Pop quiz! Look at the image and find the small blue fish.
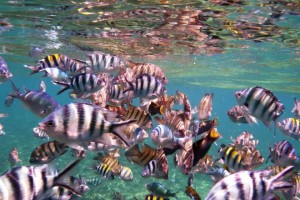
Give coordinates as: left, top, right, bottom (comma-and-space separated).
29, 46, 46, 58
7, 80, 60, 118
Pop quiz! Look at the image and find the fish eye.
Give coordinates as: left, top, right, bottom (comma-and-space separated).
46, 120, 55, 127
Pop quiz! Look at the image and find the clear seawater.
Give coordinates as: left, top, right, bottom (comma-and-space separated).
0, 0, 299, 199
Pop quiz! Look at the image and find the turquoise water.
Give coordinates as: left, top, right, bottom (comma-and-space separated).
0, 0, 299, 199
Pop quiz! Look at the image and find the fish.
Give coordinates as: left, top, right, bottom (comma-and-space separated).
7, 80, 60, 118
193, 128, 221, 167
144, 194, 170, 200
192, 155, 215, 174
29, 140, 69, 164
292, 97, 300, 118
198, 93, 214, 121
24, 54, 86, 75
217, 144, 251, 172
127, 61, 167, 84
50, 175, 89, 200
29, 46, 46, 57
185, 173, 201, 200
85, 51, 126, 73
122, 104, 153, 129
145, 182, 178, 199
107, 82, 131, 102
151, 124, 190, 149
0, 56, 12, 83
205, 166, 295, 200
125, 143, 159, 166
37, 102, 134, 149
267, 140, 300, 169
93, 152, 122, 175
85, 177, 102, 186
124, 74, 165, 99
193, 118, 219, 137
0, 124, 5, 136
234, 86, 284, 129
54, 73, 106, 97
174, 138, 194, 174
277, 117, 300, 140
92, 162, 114, 180
119, 166, 133, 181
206, 166, 231, 184
0, 158, 83, 200
8, 147, 21, 167
230, 131, 259, 150
4, 95, 14, 107
40, 67, 68, 82
32, 127, 49, 139
141, 152, 168, 180
227, 105, 258, 124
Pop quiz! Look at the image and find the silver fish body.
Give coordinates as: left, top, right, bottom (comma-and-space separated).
29, 46, 46, 57
85, 51, 125, 73
125, 74, 165, 99
205, 166, 295, 200
206, 167, 230, 183
37, 103, 133, 148
234, 86, 284, 128
8, 147, 21, 167
292, 97, 300, 118
41, 67, 68, 82
151, 124, 189, 149
0, 158, 82, 200
278, 118, 300, 140
268, 140, 299, 168
119, 166, 133, 181
0, 56, 12, 83
55, 73, 106, 97
8, 80, 60, 118
141, 160, 167, 180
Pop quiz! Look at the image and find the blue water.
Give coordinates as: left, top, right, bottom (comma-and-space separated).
0, 0, 300, 199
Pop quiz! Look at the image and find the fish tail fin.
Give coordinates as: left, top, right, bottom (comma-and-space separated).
269, 165, 295, 191
24, 65, 40, 75
110, 119, 136, 147
54, 158, 83, 197
8, 79, 20, 98
53, 81, 70, 95
123, 76, 134, 94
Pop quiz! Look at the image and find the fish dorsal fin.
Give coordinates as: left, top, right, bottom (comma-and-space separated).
40, 80, 46, 92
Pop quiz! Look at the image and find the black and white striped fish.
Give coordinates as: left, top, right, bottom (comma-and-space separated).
234, 86, 284, 129
277, 117, 300, 140
7, 80, 60, 118
205, 165, 295, 200
267, 140, 300, 169
85, 177, 102, 186
29, 140, 69, 164
54, 73, 106, 97
37, 103, 134, 149
85, 51, 126, 73
292, 97, 300, 118
50, 175, 89, 200
119, 166, 133, 181
124, 74, 165, 99
92, 162, 114, 179
0, 158, 83, 200
24, 54, 86, 75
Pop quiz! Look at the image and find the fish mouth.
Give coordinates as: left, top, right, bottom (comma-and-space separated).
37, 122, 46, 131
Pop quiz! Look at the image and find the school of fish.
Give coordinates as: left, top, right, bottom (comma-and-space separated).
1, 49, 300, 200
